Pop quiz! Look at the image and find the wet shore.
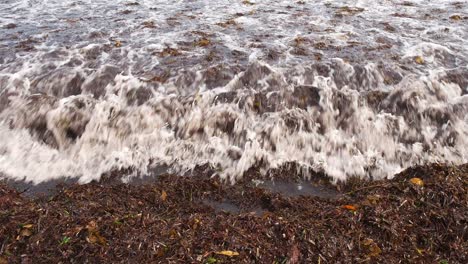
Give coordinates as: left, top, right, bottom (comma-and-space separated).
1, 163, 467, 263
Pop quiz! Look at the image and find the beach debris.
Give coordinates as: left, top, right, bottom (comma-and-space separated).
195, 38, 211, 47
86, 221, 107, 246
0, 164, 466, 262
217, 19, 237, 28
158, 47, 181, 57
414, 56, 424, 65
17, 224, 34, 239
60, 236, 71, 245
336, 6, 365, 16
363, 238, 381, 257
409, 177, 424, 186
205, 257, 217, 263
142, 21, 156, 28
215, 250, 239, 257
242, 1, 255, 6
342, 204, 358, 211
160, 190, 168, 201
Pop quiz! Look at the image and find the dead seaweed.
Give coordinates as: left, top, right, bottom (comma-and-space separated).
0, 163, 467, 263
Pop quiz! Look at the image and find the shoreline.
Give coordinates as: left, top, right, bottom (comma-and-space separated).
1, 163, 467, 263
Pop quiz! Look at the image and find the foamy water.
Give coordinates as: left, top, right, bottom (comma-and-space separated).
0, 0, 467, 184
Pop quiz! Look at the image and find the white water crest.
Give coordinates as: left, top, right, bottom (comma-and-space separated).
0, 0, 467, 184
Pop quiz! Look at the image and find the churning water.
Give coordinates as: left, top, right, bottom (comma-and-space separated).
0, 0, 467, 184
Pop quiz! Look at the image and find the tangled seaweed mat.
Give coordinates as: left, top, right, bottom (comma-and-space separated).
1, 164, 467, 263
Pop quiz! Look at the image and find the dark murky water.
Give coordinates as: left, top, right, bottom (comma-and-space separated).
258, 180, 339, 199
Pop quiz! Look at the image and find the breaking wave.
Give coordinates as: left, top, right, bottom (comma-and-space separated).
0, 0, 467, 184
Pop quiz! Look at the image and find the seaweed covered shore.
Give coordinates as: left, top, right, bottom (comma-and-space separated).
1, 163, 467, 263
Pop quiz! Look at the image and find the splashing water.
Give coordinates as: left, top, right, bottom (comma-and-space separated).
0, 0, 467, 184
